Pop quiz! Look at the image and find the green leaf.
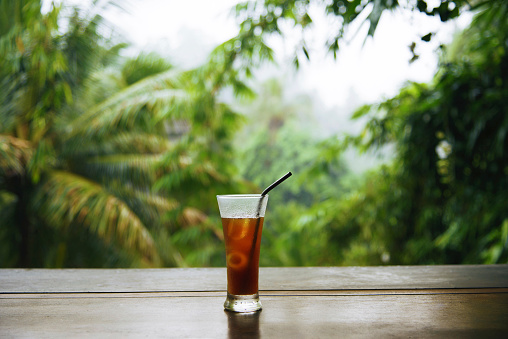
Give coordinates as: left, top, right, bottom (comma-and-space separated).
302, 45, 310, 60
65, 70, 191, 139
0, 134, 33, 179
32, 171, 159, 263
77, 154, 163, 187
351, 104, 372, 119
421, 32, 433, 42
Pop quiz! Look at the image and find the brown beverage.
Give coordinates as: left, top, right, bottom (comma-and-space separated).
222, 217, 264, 295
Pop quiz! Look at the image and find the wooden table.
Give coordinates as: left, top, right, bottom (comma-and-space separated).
1, 265, 507, 338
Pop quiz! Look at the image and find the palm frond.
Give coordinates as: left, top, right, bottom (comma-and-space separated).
155, 146, 228, 193
71, 154, 164, 187
62, 132, 173, 158
106, 182, 179, 229
31, 170, 158, 263
0, 134, 33, 178
65, 70, 191, 138
0, 72, 24, 132
122, 51, 173, 86
179, 207, 208, 227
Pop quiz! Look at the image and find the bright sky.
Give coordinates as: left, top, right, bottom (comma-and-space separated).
100, 0, 471, 108
47, 0, 472, 111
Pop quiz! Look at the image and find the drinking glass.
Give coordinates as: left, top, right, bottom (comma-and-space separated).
217, 194, 268, 313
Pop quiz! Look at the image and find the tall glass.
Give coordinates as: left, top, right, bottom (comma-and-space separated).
217, 194, 268, 313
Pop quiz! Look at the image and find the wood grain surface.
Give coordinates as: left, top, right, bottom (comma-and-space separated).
1, 266, 507, 338
1, 265, 507, 293
1, 292, 507, 338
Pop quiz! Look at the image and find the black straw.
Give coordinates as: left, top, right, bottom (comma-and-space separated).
261, 172, 292, 196
247, 172, 293, 276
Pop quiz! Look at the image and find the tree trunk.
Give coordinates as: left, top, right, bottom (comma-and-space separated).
12, 176, 33, 267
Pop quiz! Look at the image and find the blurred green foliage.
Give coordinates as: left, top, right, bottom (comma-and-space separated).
338, 0, 508, 264
1, 0, 506, 267
224, 0, 491, 67
233, 78, 349, 266
0, 0, 247, 267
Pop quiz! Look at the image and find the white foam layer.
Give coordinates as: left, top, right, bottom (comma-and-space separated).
217, 195, 268, 218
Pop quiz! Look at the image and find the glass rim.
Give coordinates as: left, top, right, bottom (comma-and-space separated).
216, 194, 268, 199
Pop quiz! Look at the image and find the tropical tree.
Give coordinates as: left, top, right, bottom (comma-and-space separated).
208, 0, 493, 77
0, 0, 247, 268
286, 0, 508, 265
221, 0, 508, 265
0, 0, 159, 267
343, 2, 508, 264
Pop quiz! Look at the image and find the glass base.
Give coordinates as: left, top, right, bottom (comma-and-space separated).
224, 292, 262, 313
